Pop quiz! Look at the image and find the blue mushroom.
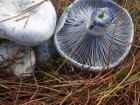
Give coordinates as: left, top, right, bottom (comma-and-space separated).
0, 0, 56, 46
0, 0, 57, 76
55, 0, 134, 71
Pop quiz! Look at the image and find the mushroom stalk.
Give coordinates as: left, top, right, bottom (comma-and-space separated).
33, 39, 59, 65
88, 8, 114, 36
0, 40, 35, 77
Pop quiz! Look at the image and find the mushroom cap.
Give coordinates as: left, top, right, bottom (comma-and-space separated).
54, 0, 134, 71
0, 41, 35, 76
0, 0, 56, 46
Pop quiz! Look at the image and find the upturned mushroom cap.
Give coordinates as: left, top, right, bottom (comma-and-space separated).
0, 0, 56, 46
0, 41, 35, 76
54, 0, 134, 71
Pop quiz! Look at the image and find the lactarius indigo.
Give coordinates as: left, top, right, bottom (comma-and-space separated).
55, 0, 134, 71
0, 0, 56, 46
0, 0, 57, 76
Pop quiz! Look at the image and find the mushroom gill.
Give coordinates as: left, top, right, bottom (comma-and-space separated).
55, 0, 134, 71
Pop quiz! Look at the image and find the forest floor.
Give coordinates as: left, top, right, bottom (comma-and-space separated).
0, 0, 140, 105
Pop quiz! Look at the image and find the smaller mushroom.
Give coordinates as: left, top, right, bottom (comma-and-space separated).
54, 0, 134, 71
0, 41, 35, 77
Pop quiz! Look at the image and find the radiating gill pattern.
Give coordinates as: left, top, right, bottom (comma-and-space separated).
55, 0, 133, 70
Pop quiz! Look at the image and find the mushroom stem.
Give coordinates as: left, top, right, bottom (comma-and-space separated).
33, 39, 58, 66
88, 8, 114, 36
